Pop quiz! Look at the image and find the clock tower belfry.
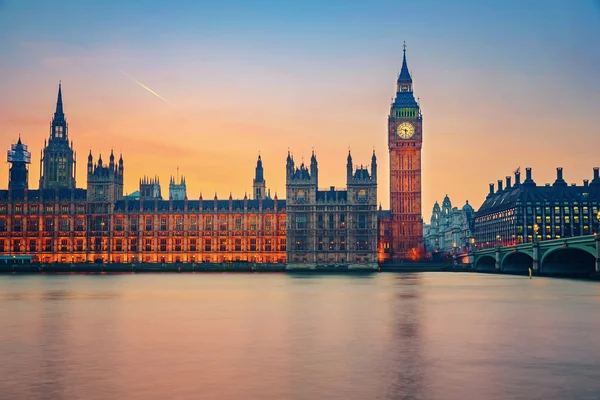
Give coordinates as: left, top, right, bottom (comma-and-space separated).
388, 43, 424, 259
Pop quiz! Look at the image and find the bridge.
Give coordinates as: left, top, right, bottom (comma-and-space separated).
471, 235, 600, 276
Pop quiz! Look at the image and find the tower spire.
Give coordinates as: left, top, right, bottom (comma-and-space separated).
398, 41, 412, 84
55, 81, 64, 118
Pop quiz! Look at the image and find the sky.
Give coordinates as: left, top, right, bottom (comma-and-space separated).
1, 0, 599, 220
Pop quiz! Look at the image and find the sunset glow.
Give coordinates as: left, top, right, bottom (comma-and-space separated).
1, 1, 599, 221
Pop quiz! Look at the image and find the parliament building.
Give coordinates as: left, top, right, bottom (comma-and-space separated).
0, 47, 427, 266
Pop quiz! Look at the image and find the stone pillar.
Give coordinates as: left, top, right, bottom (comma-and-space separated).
532, 242, 540, 272
495, 247, 501, 271
595, 234, 600, 273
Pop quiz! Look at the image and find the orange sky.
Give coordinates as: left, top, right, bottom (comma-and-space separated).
1, 2, 599, 221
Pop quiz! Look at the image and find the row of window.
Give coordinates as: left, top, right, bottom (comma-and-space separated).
293, 236, 370, 251
0, 238, 287, 253
292, 214, 371, 230
0, 215, 286, 233
0, 205, 85, 215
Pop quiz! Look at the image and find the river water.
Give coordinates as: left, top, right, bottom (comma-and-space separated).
0, 272, 599, 400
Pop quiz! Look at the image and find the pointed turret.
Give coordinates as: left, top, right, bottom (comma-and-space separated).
371, 150, 377, 179
253, 153, 267, 200
397, 42, 412, 85
286, 150, 294, 179
347, 149, 353, 178
41, 81, 76, 189
87, 150, 93, 174
118, 154, 124, 175
310, 150, 318, 187
55, 81, 64, 119
255, 154, 264, 183
391, 41, 418, 111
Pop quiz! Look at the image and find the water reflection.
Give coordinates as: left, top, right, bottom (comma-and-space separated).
384, 274, 424, 400
0, 273, 599, 399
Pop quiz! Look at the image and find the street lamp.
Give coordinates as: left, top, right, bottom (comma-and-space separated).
534, 223, 539, 243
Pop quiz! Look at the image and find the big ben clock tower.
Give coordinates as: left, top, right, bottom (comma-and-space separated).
388, 43, 424, 259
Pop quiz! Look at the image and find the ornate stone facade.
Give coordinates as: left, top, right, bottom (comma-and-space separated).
387, 44, 424, 259
0, 84, 286, 264
169, 175, 187, 200
39, 83, 76, 190
423, 196, 475, 256
285, 151, 378, 269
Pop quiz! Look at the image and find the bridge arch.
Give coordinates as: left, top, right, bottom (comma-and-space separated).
540, 245, 596, 276
501, 251, 533, 274
474, 255, 496, 271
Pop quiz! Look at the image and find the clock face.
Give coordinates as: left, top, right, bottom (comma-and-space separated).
397, 122, 415, 139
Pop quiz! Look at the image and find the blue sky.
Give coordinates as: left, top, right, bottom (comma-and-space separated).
1, 0, 599, 216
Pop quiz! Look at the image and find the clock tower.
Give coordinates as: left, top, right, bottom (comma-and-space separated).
388, 43, 423, 259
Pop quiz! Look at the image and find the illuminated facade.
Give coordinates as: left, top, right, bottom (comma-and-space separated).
386, 43, 424, 259
474, 167, 600, 249
0, 85, 286, 264
285, 151, 378, 269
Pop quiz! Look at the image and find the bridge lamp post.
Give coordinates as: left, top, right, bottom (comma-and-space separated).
534, 224, 539, 243
496, 234, 501, 247
596, 211, 600, 235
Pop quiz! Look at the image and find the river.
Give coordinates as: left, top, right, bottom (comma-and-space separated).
0, 272, 599, 400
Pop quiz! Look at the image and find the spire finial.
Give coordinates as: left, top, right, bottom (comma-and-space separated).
55, 81, 64, 116
403, 41, 406, 53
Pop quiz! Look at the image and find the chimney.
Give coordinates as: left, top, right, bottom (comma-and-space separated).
594, 167, 599, 180
515, 171, 521, 185
497, 180, 503, 192
506, 176, 511, 189
526, 168, 532, 180
584, 179, 589, 188
489, 183, 494, 195
556, 167, 563, 180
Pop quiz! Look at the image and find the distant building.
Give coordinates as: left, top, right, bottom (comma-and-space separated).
474, 168, 600, 249
423, 195, 475, 255
140, 176, 162, 200
285, 150, 378, 269
169, 174, 187, 200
